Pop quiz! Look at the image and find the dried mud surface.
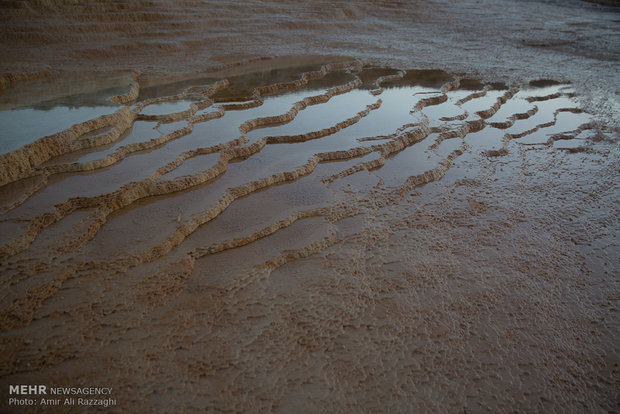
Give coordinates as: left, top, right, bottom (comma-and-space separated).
0, 60, 618, 413
1, 0, 619, 413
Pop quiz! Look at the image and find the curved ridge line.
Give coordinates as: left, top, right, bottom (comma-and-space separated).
220, 99, 264, 110
323, 121, 433, 181
157, 70, 366, 181
475, 88, 519, 119
0, 74, 596, 332
264, 100, 381, 144
108, 71, 140, 104
133, 207, 359, 309
0, 151, 230, 260
545, 122, 596, 147
237, 77, 362, 135
0, 81, 231, 211
61, 61, 364, 187
47, 123, 195, 175
506, 107, 585, 140
46, 74, 369, 253
429, 119, 486, 150
322, 157, 385, 184
0, 175, 49, 214
439, 111, 469, 122
370, 70, 406, 96
152, 136, 247, 180
414, 93, 448, 111
392, 142, 469, 197
456, 86, 490, 105
256, 60, 362, 99
441, 78, 461, 94
526, 92, 562, 103
0, 107, 135, 187
488, 104, 539, 129
375, 120, 432, 158
486, 107, 587, 156
117, 143, 384, 268
0, 74, 447, 260
137, 102, 203, 123
412, 77, 460, 112
0, 69, 494, 263
188, 107, 227, 124
0, 172, 355, 329
123, 155, 324, 266
190, 208, 328, 258
0, 124, 377, 261
134, 79, 229, 114
135, 79, 229, 123
228, 231, 339, 295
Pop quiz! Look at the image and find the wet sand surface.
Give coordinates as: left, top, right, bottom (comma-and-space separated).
1, 1, 619, 413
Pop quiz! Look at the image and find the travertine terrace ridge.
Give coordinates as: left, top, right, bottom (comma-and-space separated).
1, 58, 613, 413
0, 107, 134, 187
0, 62, 593, 264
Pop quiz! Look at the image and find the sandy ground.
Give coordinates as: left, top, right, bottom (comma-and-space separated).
0, 0, 619, 413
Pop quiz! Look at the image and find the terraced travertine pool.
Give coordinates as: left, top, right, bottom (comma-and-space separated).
0, 60, 617, 413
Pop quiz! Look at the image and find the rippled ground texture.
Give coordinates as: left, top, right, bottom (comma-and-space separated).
1, 0, 619, 413
1, 60, 618, 413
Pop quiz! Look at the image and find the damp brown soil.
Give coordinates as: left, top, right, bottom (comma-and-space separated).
0, 60, 618, 413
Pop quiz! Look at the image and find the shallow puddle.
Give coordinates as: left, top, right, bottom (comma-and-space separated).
0, 63, 594, 254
